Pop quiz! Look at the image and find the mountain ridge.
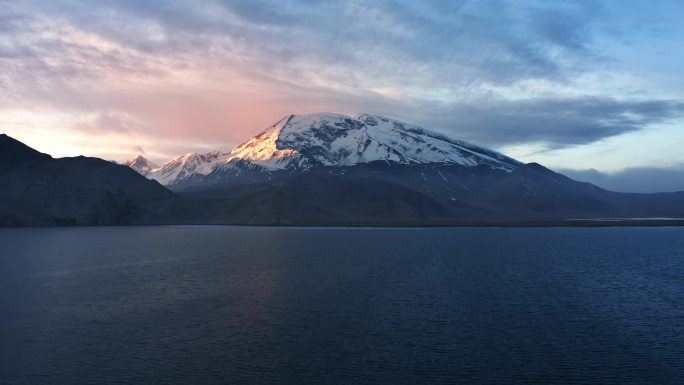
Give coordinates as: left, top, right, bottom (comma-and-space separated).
3, 116, 684, 227
129, 113, 523, 187
0, 134, 176, 226
143, 151, 228, 185
112, 112, 684, 225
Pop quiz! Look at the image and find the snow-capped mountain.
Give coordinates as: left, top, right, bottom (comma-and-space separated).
145, 151, 228, 186
129, 113, 521, 186
5, 132, 684, 226
126, 155, 158, 175
221, 113, 521, 172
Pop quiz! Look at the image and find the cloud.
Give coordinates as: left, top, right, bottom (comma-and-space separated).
72, 112, 148, 136
0, 0, 613, 97
91, 113, 131, 133
0, 0, 683, 164
401, 97, 684, 146
132, 145, 146, 154
560, 167, 684, 193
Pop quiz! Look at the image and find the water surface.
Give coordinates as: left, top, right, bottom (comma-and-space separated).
1, 226, 683, 384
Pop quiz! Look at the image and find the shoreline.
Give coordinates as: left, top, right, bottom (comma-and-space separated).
3, 219, 684, 229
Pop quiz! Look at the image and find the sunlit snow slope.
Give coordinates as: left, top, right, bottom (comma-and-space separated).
130, 113, 521, 185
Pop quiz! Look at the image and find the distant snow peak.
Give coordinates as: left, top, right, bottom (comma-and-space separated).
126, 155, 158, 175
145, 150, 228, 186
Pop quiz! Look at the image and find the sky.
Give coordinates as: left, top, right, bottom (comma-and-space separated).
1, 0, 683, 191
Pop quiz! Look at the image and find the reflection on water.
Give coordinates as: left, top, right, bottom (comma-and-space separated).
1, 226, 684, 384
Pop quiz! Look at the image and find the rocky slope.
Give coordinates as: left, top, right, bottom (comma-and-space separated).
0, 134, 175, 226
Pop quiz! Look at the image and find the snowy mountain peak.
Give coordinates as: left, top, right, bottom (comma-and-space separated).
128, 113, 522, 186
126, 155, 158, 175
146, 150, 228, 185
222, 113, 521, 172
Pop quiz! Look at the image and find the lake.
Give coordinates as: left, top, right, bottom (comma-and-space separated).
1, 226, 683, 384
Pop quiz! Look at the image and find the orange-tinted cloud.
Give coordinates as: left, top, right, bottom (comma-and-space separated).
1, 0, 683, 168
